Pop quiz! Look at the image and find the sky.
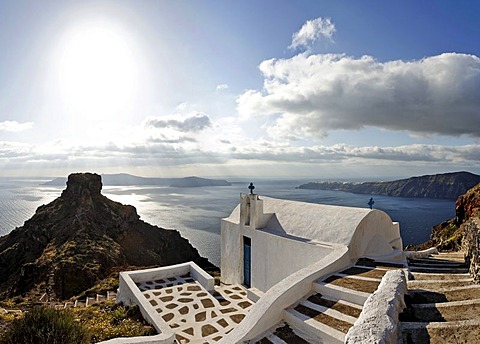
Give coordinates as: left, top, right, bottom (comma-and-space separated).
0, 0, 479, 179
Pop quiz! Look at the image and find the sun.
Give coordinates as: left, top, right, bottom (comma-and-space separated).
57, 21, 138, 123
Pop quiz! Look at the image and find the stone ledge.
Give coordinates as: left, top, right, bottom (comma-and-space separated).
404, 247, 439, 259
345, 269, 407, 344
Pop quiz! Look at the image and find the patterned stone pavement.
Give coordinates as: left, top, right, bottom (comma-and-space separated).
136, 274, 254, 343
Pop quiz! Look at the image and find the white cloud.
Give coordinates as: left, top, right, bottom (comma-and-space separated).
289, 17, 335, 50
0, 120, 34, 132
0, 132, 479, 176
144, 113, 212, 132
237, 53, 480, 138
216, 84, 229, 91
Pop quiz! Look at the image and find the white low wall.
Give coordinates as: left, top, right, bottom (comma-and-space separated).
115, 261, 215, 343
219, 246, 350, 343
404, 247, 439, 259
345, 269, 407, 344
117, 270, 174, 339
97, 334, 174, 344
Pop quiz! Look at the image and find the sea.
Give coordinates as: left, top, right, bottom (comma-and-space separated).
0, 177, 455, 267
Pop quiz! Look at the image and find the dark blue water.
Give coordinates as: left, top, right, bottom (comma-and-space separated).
0, 178, 455, 266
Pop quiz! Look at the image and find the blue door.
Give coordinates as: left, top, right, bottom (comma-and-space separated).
243, 236, 251, 288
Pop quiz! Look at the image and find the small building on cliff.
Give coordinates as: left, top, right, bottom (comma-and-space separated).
220, 193, 404, 293
115, 192, 405, 343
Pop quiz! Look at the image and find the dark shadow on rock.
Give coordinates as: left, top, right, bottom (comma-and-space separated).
406, 290, 449, 304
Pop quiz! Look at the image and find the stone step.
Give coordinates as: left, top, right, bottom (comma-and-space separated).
339, 265, 390, 280
85, 296, 96, 306
255, 323, 309, 344
314, 281, 370, 306
74, 300, 86, 308
408, 285, 480, 304
62, 291, 114, 308
96, 294, 107, 302
401, 298, 480, 322
355, 259, 405, 269
298, 299, 357, 326
401, 250, 478, 343
399, 319, 480, 344
63, 302, 75, 308
436, 252, 466, 259
305, 294, 362, 319
409, 266, 469, 274
284, 308, 345, 344
334, 272, 382, 282
427, 257, 466, 264
284, 292, 359, 342
255, 334, 287, 344
321, 274, 381, 294
407, 278, 473, 290
408, 258, 467, 267
411, 272, 471, 281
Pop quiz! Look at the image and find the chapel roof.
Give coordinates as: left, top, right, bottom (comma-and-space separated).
224, 196, 393, 247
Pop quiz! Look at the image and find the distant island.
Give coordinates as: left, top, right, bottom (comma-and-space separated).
297, 171, 480, 199
43, 173, 231, 188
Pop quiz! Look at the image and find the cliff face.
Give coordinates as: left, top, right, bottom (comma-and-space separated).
455, 183, 480, 224
459, 184, 480, 281
0, 173, 212, 300
418, 182, 480, 251
298, 171, 480, 199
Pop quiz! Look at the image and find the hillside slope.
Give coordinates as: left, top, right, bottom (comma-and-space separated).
0, 173, 213, 300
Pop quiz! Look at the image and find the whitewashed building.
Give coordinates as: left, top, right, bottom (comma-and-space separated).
114, 192, 407, 344
221, 193, 404, 293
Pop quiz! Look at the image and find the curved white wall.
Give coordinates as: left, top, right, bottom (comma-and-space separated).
349, 210, 403, 260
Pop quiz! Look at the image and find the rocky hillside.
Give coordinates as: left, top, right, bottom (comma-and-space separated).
416, 182, 480, 251
298, 171, 480, 199
0, 173, 213, 300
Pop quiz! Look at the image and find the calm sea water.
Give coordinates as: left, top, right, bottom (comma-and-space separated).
0, 178, 455, 266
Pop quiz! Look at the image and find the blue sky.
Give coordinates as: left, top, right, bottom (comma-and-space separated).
0, 0, 479, 179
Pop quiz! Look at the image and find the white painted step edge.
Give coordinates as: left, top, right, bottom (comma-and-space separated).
354, 265, 398, 272
411, 272, 470, 278
284, 308, 344, 344
407, 278, 472, 285
314, 282, 370, 305
409, 266, 468, 272
300, 300, 358, 324
334, 273, 382, 282
320, 294, 363, 310
265, 334, 288, 344
410, 284, 480, 293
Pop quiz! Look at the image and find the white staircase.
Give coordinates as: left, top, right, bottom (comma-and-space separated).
255, 259, 404, 343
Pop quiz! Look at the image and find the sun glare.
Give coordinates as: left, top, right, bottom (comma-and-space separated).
57, 21, 138, 123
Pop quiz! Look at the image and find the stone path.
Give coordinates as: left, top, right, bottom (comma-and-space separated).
42, 291, 117, 309
136, 274, 253, 343
38, 290, 117, 309
399, 251, 480, 343
255, 259, 404, 343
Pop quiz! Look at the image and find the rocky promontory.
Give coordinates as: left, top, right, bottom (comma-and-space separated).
298, 171, 480, 199
0, 173, 213, 300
